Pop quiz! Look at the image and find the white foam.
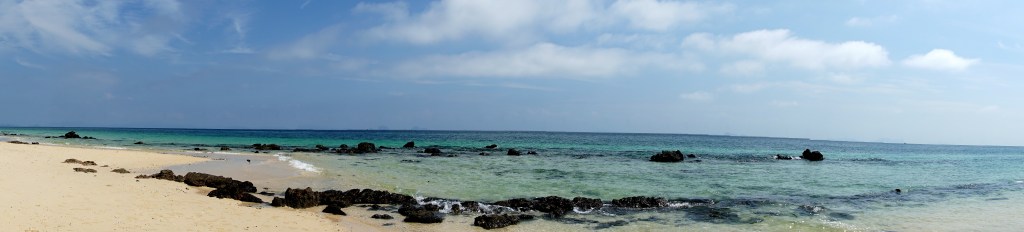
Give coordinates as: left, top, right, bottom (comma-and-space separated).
274, 154, 321, 173
97, 146, 128, 150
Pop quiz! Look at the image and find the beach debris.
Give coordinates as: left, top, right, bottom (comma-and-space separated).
111, 168, 130, 174
399, 204, 445, 223
73, 167, 97, 173
650, 150, 685, 162
800, 149, 825, 161
371, 214, 394, 220
422, 147, 442, 155
355, 142, 378, 153
403, 141, 416, 148
485, 144, 498, 149
322, 205, 347, 215
473, 214, 527, 229
284, 187, 321, 208
507, 149, 522, 156
612, 196, 668, 208
251, 143, 282, 150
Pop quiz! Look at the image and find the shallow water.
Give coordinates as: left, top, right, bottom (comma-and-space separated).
3, 127, 1023, 231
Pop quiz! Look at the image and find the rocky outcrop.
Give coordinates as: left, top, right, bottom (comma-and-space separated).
403, 141, 416, 148
650, 150, 684, 162
208, 187, 263, 203
252, 143, 282, 150
284, 187, 321, 209
182, 172, 257, 193
220, 146, 231, 151
271, 197, 286, 207
136, 169, 184, 182
315, 144, 329, 151
399, 204, 444, 223
62, 131, 81, 139
532, 196, 574, 217
320, 189, 417, 206
355, 142, 377, 154
612, 196, 667, 208
572, 197, 603, 211
111, 168, 130, 174
801, 149, 824, 161
507, 149, 522, 156
322, 205, 347, 215
473, 214, 525, 229
775, 154, 793, 160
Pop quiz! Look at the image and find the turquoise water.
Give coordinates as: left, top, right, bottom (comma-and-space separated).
4, 127, 1024, 230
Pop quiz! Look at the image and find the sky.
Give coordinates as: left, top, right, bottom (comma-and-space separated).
1, 0, 1023, 146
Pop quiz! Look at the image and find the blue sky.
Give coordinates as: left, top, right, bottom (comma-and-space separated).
2, 0, 1022, 146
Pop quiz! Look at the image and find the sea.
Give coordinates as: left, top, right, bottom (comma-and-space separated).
3, 127, 1023, 231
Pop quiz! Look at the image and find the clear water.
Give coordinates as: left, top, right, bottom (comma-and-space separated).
4, 127, 1023, 231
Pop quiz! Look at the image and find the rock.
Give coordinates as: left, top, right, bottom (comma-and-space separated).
193, 148, 208, 151
798, 205, 827, 214
612, 196, 667, 208
134, 141, 144, 144
527, 151, 538, 155
182, 172, 257, 193
318, 190, 354, 208
371, 214, 394, 220
572, 197, 603, 211
650, 150, 685, 162
422, 148, 442, 154
30, 142, 39, 144
208, 188, 264, 203
73, 168, 97, 173
401, 205, 445, 224
257, 191, 274, 196
62, 131, 82, 139
687, 154, 697, 158
82, 136, 96, 139
252, 143, 282, 150
355, 142, 377, 153
493, 198, 534, 211
80, 161, 97, 166
8, 141, 29, 144
333, 189, 416, 205
473, 214, 522, 229
403, 141, 415, 148
63, 158, 82, 164
775, 154, 793, 160
323, 205, 347, 215
292, 148, 317, 152
338, 144, 349, 149
532, 196, 574, 217
684, 206, 742, 223
271, 197, 286, 207
111, 168, 130, 174
141, 169, 183, 181
507, 149, 522, 156
801, 149, 824, 161
315, 144, 329, 151
284, 187, 321, 208
220, 146, 231, 151
478, 152, 490, 156
485, 144, 498, 149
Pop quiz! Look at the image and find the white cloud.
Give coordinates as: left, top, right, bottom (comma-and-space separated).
902, 49, 978, 71
729, 83, 771, 93
0, 0, 186, 56
14, 57, 43, 69
609, 0, 733, 31
359, 0, 729, 44
267, 25, 343, 60
719, 60, 764, 76
845, 15, 898, 27
392, 42, 702, 79
679, 91, 712, 101
683, 29, 891, 70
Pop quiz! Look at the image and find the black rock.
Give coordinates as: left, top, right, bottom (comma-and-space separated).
478, 152, 490, 156
485, 144, 498, 149
532, 196, 574, 217
399, 204, 444, 223
62, 131, 82, 139
315, 144, 329, 151
134, 141, 144, 145
612, 196, 667, 208
252, 143, 282, 150
323, 205, 347, 215
527, 151, 538, 155
355, 142, 377, 153
62, 158, 81, 164
371, 214, 394, 220
80, 161, 97, 166
572, 197, 603, 211
208, 188, 264, 203
271, 197, 286, 207
473, 214, 522, 229
684, 206, 742, 223
403, 141, 415, 148
493, 198, 534, 211
338, 144, 350, 149
292, 148, 317, 152
422, 147, 442, 154
775, 154, 793, 160
182, 172, 257, 193
284, 187, 321, 209
193, 148, 208, 151
801, 149, 824, 161
220, 146, 231, 151
139, 169, 183, 182
73, 167, 97, 173
111, 168, 130, 174
650, 150, 685, 162
460, 201, 481, 213
507, 149, 522, 156
687, 154, 697, 158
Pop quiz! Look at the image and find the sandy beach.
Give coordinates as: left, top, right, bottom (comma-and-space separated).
0, 141, 386, 232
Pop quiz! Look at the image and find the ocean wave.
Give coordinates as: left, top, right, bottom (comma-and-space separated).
274, 154, 321, 173
97, 146, 128, 150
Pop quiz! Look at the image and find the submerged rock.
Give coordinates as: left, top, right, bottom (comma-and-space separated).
422, 147, 442, 154
62, 131, 82, 139
774, 155, 793, 160
473, 214, 522, 230
493, 198, 534, 211
134, 141, 145, 144
532, 196, 574, 217
801, 149, 824, 161
355, 142, 378, 153
403, 141, 415, 148
252, 143, 282, 150
284, 187, 321, 209
507, 149, 522, 156
485, 144, 498, 149
220, 146, 231, 151
315, 144, 329, 151
572, 197, 603, 211
399, 204, 444, 223
612, 196, 667, 208
650, 150, 685, 163
684, 206, 743, 223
